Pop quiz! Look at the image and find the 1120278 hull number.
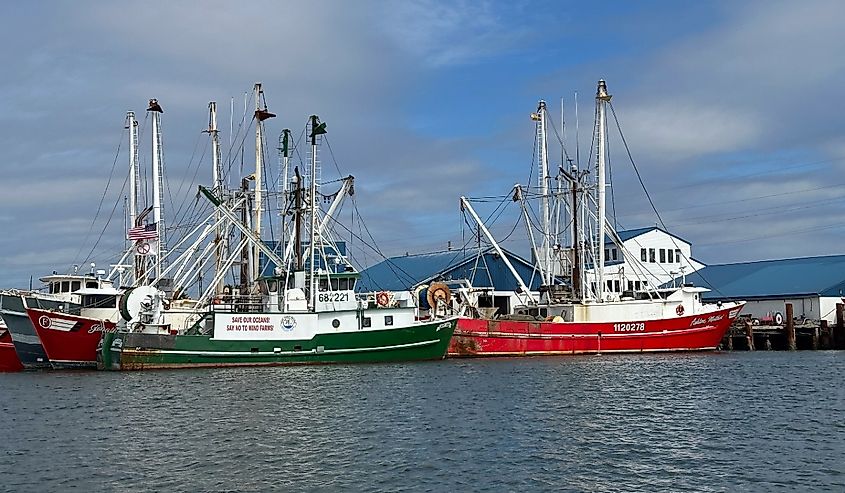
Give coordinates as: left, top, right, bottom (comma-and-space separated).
613, 322, 645, 332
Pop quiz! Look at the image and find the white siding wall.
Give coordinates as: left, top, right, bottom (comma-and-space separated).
595, 229, 705, 293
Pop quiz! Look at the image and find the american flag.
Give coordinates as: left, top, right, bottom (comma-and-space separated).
128, 222, 158, 241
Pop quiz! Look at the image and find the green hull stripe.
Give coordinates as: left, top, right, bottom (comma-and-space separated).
121, 338, 440, 357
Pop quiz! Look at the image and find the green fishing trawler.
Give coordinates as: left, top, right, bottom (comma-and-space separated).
98, 99, 456, 370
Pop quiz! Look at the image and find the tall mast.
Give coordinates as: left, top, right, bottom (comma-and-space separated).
126, 111, 139, 283
595, 80, 611, 301
531, 101, 552, 286
293, 167, 303, 272
308, 115, 327, 309
147, 98, 164, 281
279, 128, 291, 267
252, 83, 275, 282
206, 102, 225, 295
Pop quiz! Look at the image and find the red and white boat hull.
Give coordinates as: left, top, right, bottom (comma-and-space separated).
449, 304, 744, 356
26, 308, 117, 369
0, 325, 23, 372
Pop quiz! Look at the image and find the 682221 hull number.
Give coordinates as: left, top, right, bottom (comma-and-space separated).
318, 292, 349, 303
613, 322, 645, 332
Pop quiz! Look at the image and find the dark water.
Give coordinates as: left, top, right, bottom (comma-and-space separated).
1, 352, 843, 492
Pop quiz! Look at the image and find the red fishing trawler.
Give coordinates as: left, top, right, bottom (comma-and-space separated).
447, 80, 744, 357
26, 297, 118, 369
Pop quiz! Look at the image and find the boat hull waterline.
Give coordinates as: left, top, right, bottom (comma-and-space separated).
100, 318, 457, 370
27, 308, 116, 369
449, 304, 744, 356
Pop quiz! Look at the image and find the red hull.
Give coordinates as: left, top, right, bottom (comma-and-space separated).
449, 304, 744, 357
27, 308, 117, 369
0, 328, 23, 372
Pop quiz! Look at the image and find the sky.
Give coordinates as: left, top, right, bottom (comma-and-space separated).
1, 0, 845, 288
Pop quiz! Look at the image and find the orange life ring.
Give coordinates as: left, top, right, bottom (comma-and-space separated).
676, 305, 685, 316
376, 291, 390, 307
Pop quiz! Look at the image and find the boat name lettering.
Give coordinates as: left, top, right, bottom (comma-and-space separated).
690, 314, 724, 326
87, 324, 118, 334
318, 292, 349, 303
613, 322, 645, 332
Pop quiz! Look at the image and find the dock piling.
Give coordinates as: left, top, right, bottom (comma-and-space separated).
745, 321, 755, 351
786, 303, 796, 351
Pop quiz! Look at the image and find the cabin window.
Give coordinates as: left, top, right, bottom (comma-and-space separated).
640, 248, 647, 261
649, 249, 656, 263
539, 308, 548, 318
339, 278, 349, 290
478, 295, 493, 308
606, 280, 613, 291
635, 281, 641, 290
49, 283, 56, 294
614, 280, 620, 292
627, 281, 633, 291
61, 281, 70, 292
348, 279, 356, 290
331, 278, 339, 291
612, 248, 618, 261
319, 279, 328, 291
266, 280, 277, 292
659, 249, 666, 263
675, 249, 682, 263
71, 281, 81, 292
605, 248, 610, 260
667, 249, 674, 263
82, 294, 117, 309
385, 315, 393, 326
362, 317, 371, 328
86, 281, 98, 289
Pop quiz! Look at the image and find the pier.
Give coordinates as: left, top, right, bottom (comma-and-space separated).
722, 302, 845, 350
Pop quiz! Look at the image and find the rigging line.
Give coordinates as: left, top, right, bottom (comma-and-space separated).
323, 137, 346, 180
627, 181, 845, 216
332, 196, 419, 287
544, 107, 572, 163
608, 101, 726, 297
606, 122, 618, 230
72, 125, 127, 266
80, 165, 131, 267
138, 112, 150, 209
672, 195, 845, 226
222, 116, 255, 185
666, 156, 845, 192
169, 132, 208, 229
696, 221, 845, 247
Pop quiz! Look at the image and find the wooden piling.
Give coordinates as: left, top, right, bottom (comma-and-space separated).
785, 303, 796, 351
820, 320, 830, 350
745, 321, 755, 351
726, 331, 734, 351
836, 303, 845, 349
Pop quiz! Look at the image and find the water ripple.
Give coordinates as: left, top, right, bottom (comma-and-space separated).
0, 352, 843, 492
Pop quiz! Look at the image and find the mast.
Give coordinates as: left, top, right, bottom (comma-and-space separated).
252, 83, 275, 282
293, 166, 303, 271
206, 101, 225, 295
531, 101, 552, 286
308, 115, 327, 309
595, 80, 612, 301
147, 99, 164, 281
126, 111, 139, 283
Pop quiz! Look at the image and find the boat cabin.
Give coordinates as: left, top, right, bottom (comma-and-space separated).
39, 273, 115, 303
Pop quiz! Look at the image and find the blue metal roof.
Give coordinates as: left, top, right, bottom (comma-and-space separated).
604, 226, 691, 245
356, 248, 544, 293
675, 254, 845, 300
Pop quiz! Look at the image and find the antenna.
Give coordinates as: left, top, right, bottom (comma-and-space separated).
574, 91, 580, 169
